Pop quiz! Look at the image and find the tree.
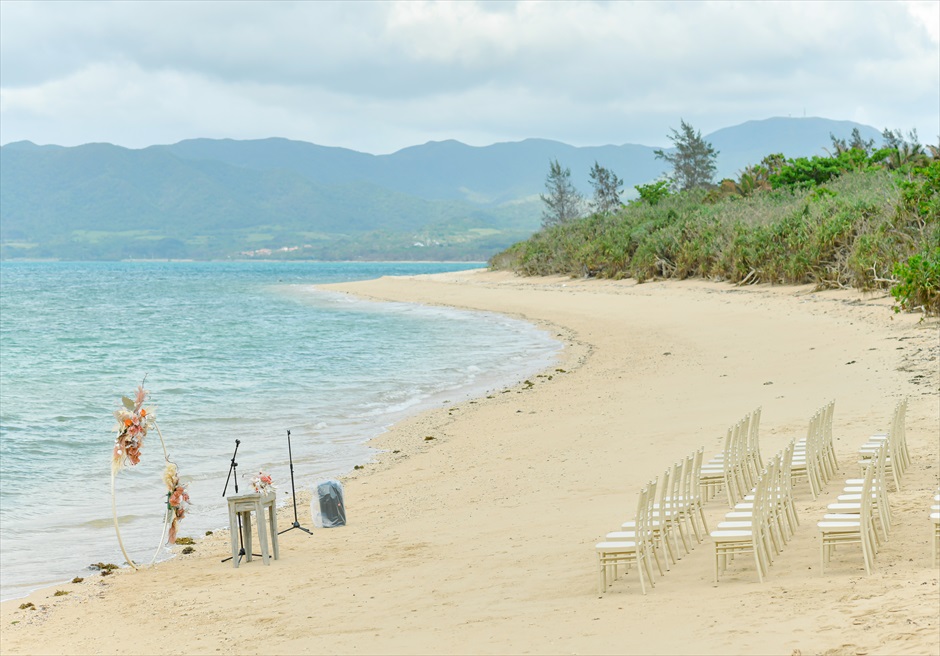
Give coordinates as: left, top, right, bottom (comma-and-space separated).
633, 179, 670, 206
829, 128, 875, 157
540, 159, 583, 227
588, 162, 623, 215
654, 119, 718, 191
879, 128, 928, 170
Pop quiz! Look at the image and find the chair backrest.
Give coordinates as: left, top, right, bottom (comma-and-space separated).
635, 485, 651, 542
780, 440, 796, 498
657, 467, 672, 511
808, 410, 825, 468
765, 455, 780, 509
645, 476, 659, 532
751, 465, 770, 539
691, 448, 704, 502
860, 450, 877, 526
874, 437, 889, 484
729, 418, 750, 505
748, 406, 764, 470
890, 401, 905, 459
669, 460, 684, 505
823, 400, 835, 443
898, 397, 908, 441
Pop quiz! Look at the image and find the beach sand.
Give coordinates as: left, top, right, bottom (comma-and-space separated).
2, 270, 938, 656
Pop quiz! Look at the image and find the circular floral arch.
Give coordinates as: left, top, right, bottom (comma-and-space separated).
111, 384, 190, 569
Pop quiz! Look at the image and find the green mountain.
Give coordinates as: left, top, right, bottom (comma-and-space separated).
707, 117, 883, 176
0, 117, 885, 261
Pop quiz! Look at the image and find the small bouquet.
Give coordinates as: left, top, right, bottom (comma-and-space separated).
250, 470, 276, 495
163, 462, 190, 545
112, 384, 153, 472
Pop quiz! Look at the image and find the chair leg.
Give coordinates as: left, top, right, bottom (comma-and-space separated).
637, 556, 647, 595
649, 542, 665, 576
698, 504, 710, 534
689, 509, 703, 543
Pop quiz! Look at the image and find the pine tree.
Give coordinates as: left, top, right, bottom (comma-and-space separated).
654, 120, 718, 191
588, 162, 624, 215
540, 159, 583, 227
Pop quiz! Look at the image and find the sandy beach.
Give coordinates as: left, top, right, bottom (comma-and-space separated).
2, 270, 938, 656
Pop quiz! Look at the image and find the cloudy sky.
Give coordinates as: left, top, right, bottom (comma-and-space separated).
1, 0, 937, 154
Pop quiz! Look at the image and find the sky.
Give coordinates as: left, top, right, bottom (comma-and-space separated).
1, 0, 938, 154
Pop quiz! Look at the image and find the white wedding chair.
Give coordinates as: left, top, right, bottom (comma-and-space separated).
818, 449, 877, 575
596, 486, 655, 594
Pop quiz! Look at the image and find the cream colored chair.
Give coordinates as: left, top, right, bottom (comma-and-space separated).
622, 469, 679, 568
675, 449, 707, 543
833, 439, 891, 544
792, 409, 826, 499
606, 478, 666, 577
700, 412, 752, 504
818, 450, 877, 575
689, 448, 710, 536
745, 406, 764, 487
700, 425, 734, 502
722, 418, 751, 507
859, 399, 906, 492
596, 486, 655, 594
777, 440, 800, 539
647, 463, 684, 563
721, 456, 782, 559
711, 466, 771, 583
659, 459, 693, 555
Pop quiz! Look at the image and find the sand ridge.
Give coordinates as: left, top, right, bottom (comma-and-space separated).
2, 270, 937, 656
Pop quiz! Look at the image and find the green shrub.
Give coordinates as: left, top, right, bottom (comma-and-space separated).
489, 166, 936, 316
891, 248, 940, 315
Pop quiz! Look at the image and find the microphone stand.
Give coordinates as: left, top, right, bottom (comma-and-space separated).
221, 439, 258, 564
279, 429, 312, 536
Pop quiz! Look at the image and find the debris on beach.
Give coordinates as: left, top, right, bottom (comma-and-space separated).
88, 562, 119, 572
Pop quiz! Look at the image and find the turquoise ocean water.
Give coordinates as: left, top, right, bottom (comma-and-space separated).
0, 261, 559, 600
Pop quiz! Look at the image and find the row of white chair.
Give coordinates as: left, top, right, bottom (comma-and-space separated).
595, 449, 707, 594
598, 399, 916, 590
791, 401, 838, 500
859, 397, 908, 492
595, 484, 658, 594
817, 442, 887, 574
710, 441, 799, 582
817, 399, 916, 574
699, 408, 763, 507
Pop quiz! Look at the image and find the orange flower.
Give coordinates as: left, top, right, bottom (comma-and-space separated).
140, 409, 147, 417
124, 418, 132, 427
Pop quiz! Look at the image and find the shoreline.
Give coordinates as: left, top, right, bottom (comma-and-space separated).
2, 270, 938, 656
0, 264, 551, 603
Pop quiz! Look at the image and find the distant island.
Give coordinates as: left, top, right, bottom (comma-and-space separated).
0, 117, 883, 261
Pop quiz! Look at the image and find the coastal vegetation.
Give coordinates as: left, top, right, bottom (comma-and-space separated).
491, 127, 940, 315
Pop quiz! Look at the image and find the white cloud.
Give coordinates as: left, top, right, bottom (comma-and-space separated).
1, 0, 937, 152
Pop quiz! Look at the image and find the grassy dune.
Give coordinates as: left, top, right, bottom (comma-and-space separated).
492, 163, 939, 315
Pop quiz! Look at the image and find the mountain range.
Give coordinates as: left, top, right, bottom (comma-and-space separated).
0, 117, 884, 261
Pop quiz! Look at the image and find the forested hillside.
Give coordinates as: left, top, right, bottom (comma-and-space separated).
0, 117, 883, 261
